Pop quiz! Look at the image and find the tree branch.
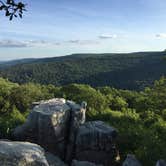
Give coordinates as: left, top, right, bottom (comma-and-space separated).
0, 0, 26, 20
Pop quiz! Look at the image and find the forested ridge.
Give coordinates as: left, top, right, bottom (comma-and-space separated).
1, 51, 166, 90
1, 77, 166, 165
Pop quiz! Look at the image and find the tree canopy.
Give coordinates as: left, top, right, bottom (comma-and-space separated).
0, 0, 26, 20
1, 77, 166, 165
1, 51, 166, 90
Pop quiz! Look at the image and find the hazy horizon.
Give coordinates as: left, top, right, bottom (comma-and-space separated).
1, 50, 166, 62
1, 0, 166, 60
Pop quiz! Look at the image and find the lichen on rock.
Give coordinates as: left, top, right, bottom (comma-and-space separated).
0, 141, 49, 166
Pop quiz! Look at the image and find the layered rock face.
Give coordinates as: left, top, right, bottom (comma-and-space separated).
0, 141, 49, 166
13, 98, 118, 166
74, 121, 118, 166
13, 98, 86, 160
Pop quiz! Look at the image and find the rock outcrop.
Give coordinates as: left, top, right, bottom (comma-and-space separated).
0, 140, 49, 166
1, 98, 165, 166
156, 160, 166, 166
13, 98, 86, 161
74, 121, 118, 166
12, 98, 119, 166
122, 154, 142, 166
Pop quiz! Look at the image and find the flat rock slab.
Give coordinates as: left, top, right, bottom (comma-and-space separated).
75, 121, 118, 166
33, 98, 70, 114
0, 141, 49, 166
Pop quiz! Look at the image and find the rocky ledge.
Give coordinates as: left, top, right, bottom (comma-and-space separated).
0, 98, 165, 166
0, 140, 67, 166
0, 141, 49, 166
12, 98, 118, 166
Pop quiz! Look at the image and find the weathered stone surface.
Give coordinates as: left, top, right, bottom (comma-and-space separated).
45, 152, 68, 166
65, 101, 87, 163
0, 140, 49, 166
12, 98, 119, 166
74, 121, 118, 166
122, 154, 142, 166
72, 160, 103, 166
13, 98, 86, 161
156, 160, 166, 166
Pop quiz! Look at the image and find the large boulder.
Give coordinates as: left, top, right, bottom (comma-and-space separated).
122, 154, 142, 166
13, 98, 86, 160
74, 121, 118, 166
0, 140, 49, 166
156, 160, 166, 166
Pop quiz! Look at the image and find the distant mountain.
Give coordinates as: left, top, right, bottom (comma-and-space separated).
0, 58, 36, 69
0, 51, 166, 90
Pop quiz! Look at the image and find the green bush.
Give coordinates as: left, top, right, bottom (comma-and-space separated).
0, 77, 166, 165
60, 84, 107, 116
0, 107, 25, 138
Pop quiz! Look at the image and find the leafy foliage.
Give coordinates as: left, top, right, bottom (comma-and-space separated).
0, 77, 166, 165
0, 0, 26, 20
0, 107, 25, 138
60, 84, 107, 115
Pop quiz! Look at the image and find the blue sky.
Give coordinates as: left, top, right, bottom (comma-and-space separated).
0, 0, 166, 60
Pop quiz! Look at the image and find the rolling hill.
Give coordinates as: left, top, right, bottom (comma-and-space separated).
0, 51, 166, 90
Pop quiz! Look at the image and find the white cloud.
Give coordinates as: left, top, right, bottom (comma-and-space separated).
0, 40, 61, 48
156, 33, 166, 39
98, 34, 117, 39
26, 40, 61, 47
0, 40, 27, 48
67, 39, 99, 45
0, 38, 99, 48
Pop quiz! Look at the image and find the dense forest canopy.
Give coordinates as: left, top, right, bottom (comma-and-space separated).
1, 51, 166, 90
0, 77, 166, 165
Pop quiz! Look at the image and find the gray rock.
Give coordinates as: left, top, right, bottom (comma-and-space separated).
156, 160, 166, 166
0, 140, 49, 166
13, 98, 86, 161
122, 154, 142, 166
12, 98, 119, 166
67, 100, 86, 125
74, 121, 118, 166
45, 152, 68, 166
72, 160, 103, 166
65, 100, 87, 163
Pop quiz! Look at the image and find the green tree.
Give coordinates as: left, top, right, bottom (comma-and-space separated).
0, 107, 25, 138
10, 83, 55, 113
0, 78, 18, 113
60, 84, 107, 116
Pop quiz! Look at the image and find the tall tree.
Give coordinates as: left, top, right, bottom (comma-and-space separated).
0, 0, 26, 20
